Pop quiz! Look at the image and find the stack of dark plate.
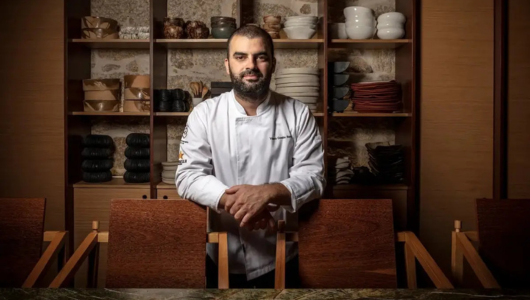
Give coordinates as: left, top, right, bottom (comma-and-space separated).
81, 135, 114, 183
154, 89, 190, 112
211, 82, 233, 98
351, 80, 401, 113
366, 142, 404, 183
124, 133, 150, 183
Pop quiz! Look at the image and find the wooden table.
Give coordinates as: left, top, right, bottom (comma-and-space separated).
0, 289, 528, 299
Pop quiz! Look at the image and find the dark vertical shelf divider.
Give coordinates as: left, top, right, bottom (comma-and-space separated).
394, 0, 418, 231
151, 0, 169, 197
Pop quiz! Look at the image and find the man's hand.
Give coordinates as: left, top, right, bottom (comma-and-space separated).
224, 184, 272, 228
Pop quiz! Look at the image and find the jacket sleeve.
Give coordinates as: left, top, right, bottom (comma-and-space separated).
280, 105, 326, 213
175, 106, 228, 212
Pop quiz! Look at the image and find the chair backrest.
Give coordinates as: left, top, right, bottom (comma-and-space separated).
298, 199, 397, 288
0, 198, 46, 287
476, 199, 530, 288
105, 199, 206, 288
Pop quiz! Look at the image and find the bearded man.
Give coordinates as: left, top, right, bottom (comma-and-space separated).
175, 25, 325, 288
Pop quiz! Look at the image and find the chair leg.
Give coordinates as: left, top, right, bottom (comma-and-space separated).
451, 226, 464, 285
49, 232, 98, 288
400, 231, 454, 289
404, 243, 417, 289
275, 220, 286, 290
218, 232, 229, 289
455, 231, 500, 288
23, 231, 67, 288
87, 243, 100, 288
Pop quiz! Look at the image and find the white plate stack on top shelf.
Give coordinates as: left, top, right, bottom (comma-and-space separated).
283, 16, 318, 39
161, 162, 178, 185
344, 6, 376, 39
274, 67, 320, 112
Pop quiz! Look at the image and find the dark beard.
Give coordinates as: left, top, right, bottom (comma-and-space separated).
229, 67, 271, 103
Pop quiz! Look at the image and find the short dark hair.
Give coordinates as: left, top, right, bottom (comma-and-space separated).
226, 25, 275, 59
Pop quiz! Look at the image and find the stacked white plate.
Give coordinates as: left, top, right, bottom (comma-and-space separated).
283, 16, 318, 39
161, 161, 178, 185
274, 67, 320, 112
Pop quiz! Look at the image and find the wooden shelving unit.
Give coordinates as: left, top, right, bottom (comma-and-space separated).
156, 38, 323, 49
73, 178, 150, 189
65, 1, 418, 284
330, 39, 412, 49
331, 112, 412, 117
69, 112, 151, 116
70, 39, 150, 49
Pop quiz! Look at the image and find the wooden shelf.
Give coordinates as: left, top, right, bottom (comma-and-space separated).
333, 184, 409, 190
332, 112, 412, 117
156, 39, 324, 49
330, 39, 412, 49
155, 112, 324, 117
73, 178, 150, 189
69, 112, 150, 116
70, 39, 150, 49
155, 112, 190, 117
157, 182, 176, 189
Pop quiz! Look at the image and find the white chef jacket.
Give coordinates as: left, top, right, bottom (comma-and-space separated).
175, 89, 325, 280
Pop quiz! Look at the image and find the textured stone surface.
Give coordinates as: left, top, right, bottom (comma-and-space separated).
167, 118, 188, 162
91, 0, 149, 27
243, 0, 318, 25
328, 118, 395, 168
0, 288, 527, 299
91, 50, 150, 108
168, 0, 237, 28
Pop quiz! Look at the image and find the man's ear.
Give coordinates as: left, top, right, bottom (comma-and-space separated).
271, 57, 276, 74
224, 58, 230, 75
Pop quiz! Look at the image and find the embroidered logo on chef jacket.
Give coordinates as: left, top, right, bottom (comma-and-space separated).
178, 151, 187, 165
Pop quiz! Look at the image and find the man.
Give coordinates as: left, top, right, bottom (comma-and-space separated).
175, 25, 325, 288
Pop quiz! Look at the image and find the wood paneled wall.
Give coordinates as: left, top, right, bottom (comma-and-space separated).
507, 0, 530, 199
419, 0, 494, 274
0, 1, 65, 230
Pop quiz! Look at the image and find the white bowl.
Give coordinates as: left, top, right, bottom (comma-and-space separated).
377, 27, 404, 39
344, 6, 373, 19
284, 20, 317, 26
285, 16, 318, 21
285, 23, 317, 30
377, 22, 404, 30
346, 25, 375, 39
330, 23, 347, 39
345, 18, 376, 28
284, 27, 316, 39
377, 12, 406, 24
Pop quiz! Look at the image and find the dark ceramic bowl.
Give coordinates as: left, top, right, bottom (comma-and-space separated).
211, 16, 236, 24
211, 21, 236, 28
212, 26, 236, 39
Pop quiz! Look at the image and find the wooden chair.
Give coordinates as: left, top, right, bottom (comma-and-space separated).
275, 199, 453, 289
0, 198, 68, 288
49, 199, 229, 289
451, 199, 530, 288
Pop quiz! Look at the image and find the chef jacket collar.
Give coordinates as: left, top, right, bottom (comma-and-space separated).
230, 89, 272, 116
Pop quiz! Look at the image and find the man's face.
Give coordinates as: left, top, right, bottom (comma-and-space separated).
225, 35, 276, 102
